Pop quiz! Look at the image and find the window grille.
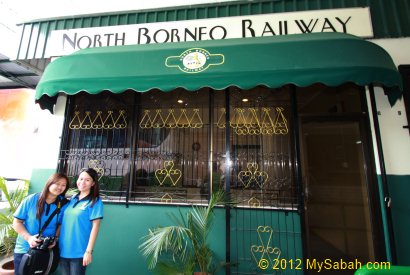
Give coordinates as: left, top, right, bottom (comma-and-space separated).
59, 87, 297, 209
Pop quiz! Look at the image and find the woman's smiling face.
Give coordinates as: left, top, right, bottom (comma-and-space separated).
48, 178, 67, 196
77, 171, 95, 193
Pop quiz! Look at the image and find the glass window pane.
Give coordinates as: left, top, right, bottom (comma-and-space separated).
224, 86, 296, 209
130, 88, 210, 204
297, 83, 362, 114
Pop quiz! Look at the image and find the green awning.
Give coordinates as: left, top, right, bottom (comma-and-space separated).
36, 32, 402, 112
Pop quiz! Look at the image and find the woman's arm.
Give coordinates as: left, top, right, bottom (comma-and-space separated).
82, 219, 101, 266
12, 218, 41, 248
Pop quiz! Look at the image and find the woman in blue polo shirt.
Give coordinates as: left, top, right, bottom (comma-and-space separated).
13, 173, 69, 275
59, 168, 104, 275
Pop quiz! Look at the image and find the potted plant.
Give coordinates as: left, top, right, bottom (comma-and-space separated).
139, 190, 234, 275
0, 177, 29, 275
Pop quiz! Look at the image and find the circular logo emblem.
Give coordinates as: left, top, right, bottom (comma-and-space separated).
180, 48, 210, 73
165, 48, 224, 74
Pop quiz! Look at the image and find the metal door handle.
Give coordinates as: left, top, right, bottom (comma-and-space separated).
385, 197, 392, 208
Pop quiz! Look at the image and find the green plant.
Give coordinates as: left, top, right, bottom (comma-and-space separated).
139, 190, 234, 275
0, 177, 29, 255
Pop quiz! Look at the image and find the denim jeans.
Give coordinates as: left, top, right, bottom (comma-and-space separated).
59, 258, 86, 275
14, 253, 24, 275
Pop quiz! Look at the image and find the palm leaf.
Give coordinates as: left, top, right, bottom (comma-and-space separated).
140, 225, 192, 269
0, 177, 29, 255
139, 190, 235, 274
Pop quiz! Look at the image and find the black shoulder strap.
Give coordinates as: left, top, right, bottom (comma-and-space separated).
38, 197, 69, 235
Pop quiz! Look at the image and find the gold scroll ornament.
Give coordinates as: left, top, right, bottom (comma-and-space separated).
69, 110, 127, 129
251, 226, 281, 270
139, 109, 203, 129
238, 163, 268, 189
155, 161, 182, 186
217, 107, 288, 135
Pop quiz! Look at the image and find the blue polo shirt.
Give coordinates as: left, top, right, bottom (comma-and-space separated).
59, 194, 103, 258
13, 193, 67, 254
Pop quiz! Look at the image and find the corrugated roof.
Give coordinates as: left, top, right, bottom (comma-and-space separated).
0, 53, 39, 89
11, 0, 410, 88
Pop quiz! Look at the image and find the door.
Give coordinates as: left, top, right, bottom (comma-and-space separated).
300, 119, 375, 274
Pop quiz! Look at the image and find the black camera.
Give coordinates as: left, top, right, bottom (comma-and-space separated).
36, 236, 55, 250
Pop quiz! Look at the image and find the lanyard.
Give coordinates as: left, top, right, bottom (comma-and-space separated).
37, 199, 62, 236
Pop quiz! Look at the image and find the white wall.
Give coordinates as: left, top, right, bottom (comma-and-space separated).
0, 90, 65, 181
371, 38, 410, 66
369, 38, 410, 175
29, 95, 66, 172
367, 87, 410, 175
0, 1, 19, 57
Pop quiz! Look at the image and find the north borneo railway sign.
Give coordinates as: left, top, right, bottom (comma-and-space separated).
46, 7, 373, 57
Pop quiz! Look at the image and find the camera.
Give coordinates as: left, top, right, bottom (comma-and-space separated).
36, 236, 55, 250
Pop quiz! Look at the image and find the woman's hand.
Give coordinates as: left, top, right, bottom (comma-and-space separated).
27, 234, 41, 248
13, 219, 41, 248
83, 251, 93, 266
48, 237, 58, 249
82, 219, 100, 266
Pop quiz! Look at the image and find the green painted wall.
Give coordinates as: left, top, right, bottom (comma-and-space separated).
29, 170, 303, 274
86, 204, 227, 275
30, 171, 227, 274
29, 168, 57, 194
32, 170, 409, 271
376, 174, 410, 265
376, 174, 392, 262
387, 175, 410, 265
86, 206, 302, 275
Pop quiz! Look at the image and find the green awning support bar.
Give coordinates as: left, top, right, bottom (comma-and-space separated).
35, 32, 402, 112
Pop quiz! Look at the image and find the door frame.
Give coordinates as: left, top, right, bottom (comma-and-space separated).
298, 112, 387, 262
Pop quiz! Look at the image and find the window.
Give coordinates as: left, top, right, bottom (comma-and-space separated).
59, 87, 297, 208
214, 86, 295, 208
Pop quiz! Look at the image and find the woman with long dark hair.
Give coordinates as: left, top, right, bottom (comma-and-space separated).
59, 168, 104, 275
13, 173, 69, 275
